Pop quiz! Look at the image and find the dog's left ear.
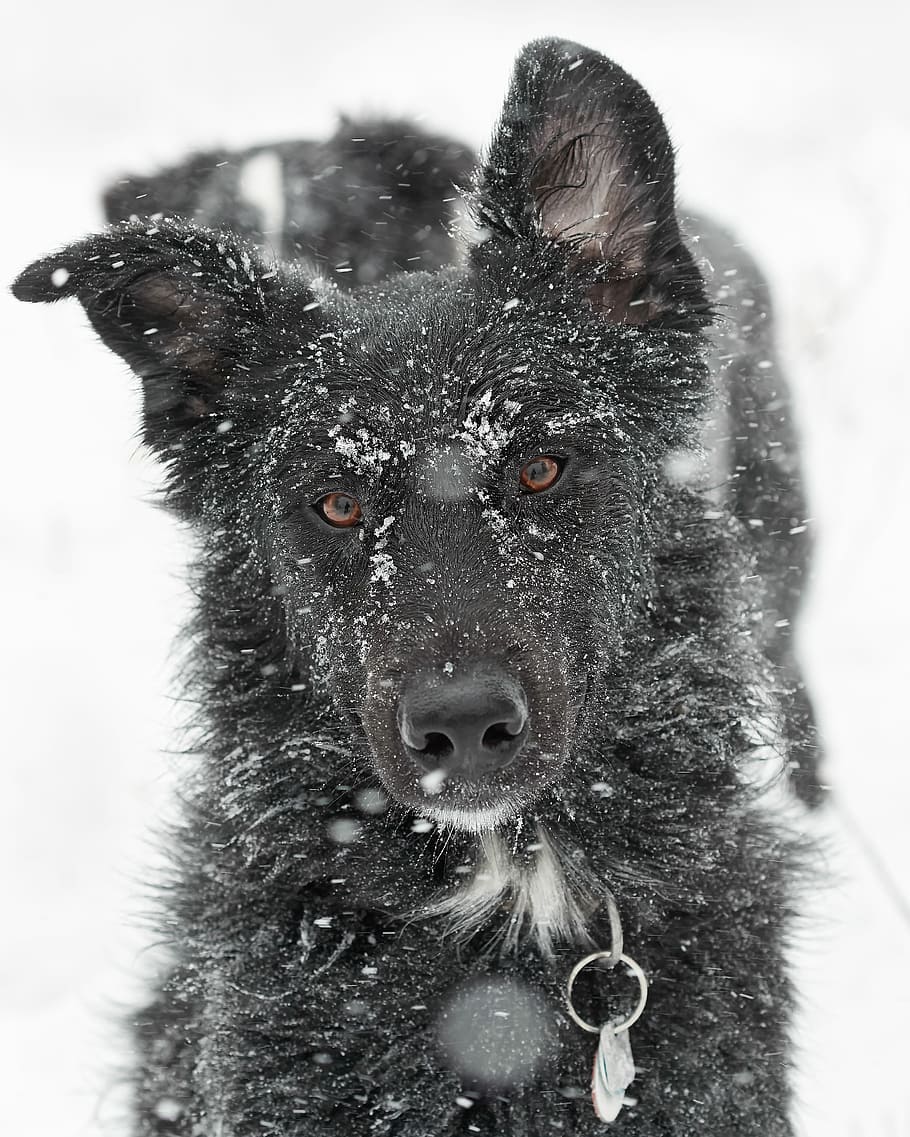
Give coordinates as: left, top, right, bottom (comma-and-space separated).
476, 38, 708, 328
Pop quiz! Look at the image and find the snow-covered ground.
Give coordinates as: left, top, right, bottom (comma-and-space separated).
2, 2, 908, 1133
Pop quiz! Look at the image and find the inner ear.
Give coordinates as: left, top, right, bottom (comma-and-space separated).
531, 124, 652, 266
102, 267, 253, 418
477, 39, 709, 328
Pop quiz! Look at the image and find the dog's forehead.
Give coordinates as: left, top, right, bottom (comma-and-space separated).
317, 383, 525, 487
418, 446, 477, 501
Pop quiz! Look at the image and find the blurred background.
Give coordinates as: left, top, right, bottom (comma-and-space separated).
2, 1, 908, 1133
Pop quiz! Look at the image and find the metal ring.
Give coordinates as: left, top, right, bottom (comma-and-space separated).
565, 951, 649, 1035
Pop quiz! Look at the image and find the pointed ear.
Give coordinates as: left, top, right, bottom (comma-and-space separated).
475, 38, 709, 328
12, 219, 309, 453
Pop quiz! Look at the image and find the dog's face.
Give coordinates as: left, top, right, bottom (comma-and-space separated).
269, 280, 629, 827
14, 39, 709, 830
265, 265, 707, 829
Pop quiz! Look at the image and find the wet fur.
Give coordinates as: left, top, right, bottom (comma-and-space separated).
14, 38, 819, 1137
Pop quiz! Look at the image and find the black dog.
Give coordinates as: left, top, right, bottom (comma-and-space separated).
14, 37, 818, 1137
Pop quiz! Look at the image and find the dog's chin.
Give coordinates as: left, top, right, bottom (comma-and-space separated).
373, 758, 560, 833
384, 768, 550, 832
418, 797, 525, 834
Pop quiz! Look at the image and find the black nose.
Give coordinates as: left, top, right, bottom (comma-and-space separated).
397, 665, 529, 781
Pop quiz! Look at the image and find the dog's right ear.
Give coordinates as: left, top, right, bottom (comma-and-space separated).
475, 39, 708, 329
13, 219, 315, 460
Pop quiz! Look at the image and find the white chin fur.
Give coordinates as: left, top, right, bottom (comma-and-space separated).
420, 800, 520, 834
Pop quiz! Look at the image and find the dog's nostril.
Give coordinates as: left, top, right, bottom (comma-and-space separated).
422, 732, 455, 759
482, 721, 522, 752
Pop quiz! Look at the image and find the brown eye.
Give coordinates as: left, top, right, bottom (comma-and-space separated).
314, 492, 363, 528
519, 455, 564, 494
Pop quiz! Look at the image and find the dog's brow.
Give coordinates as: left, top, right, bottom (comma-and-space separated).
418, 446, 478, 501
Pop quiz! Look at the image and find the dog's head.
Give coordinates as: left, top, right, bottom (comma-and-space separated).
14, 39, 710, 831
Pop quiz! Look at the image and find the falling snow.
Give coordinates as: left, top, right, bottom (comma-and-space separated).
3, 8, 908, 1137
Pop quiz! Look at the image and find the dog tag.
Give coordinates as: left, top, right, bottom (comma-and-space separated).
591, 1023, 635, 1123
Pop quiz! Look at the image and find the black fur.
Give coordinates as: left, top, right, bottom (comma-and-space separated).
14, 37, 819, 1137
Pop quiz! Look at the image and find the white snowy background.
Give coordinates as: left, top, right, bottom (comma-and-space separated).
2, 1, 909, 1133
